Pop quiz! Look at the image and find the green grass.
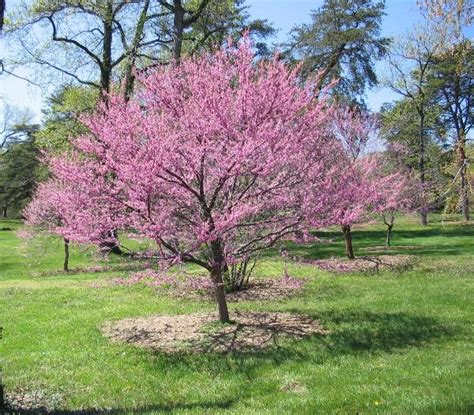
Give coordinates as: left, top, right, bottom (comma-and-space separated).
0, 215, 473, 414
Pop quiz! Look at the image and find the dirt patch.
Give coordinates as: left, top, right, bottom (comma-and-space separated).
228, 279, 304, 302
4, 387, 63, 414
293, 255, 416, 273
172, 277, 305, 303
102, 311, 326, 353
362, 245, 419, 252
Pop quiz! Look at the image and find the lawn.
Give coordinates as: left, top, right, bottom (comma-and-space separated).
0, 215, 473, 414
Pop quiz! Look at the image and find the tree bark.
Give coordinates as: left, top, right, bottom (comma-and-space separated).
100, 0, 114, 95
209, 239, 230, 323
123, 0, 150, 99
173, 0, 185, 63
419, 109, 429, 226
211, 266, 230, 323
64, 238, 70, 272
341, 224, 355, 260
385, 224, 393, 247
457, 135, 470, 222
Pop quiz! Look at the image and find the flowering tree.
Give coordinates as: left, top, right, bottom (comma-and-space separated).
28, 40, 343, 323
330, 106, 381, 259
376, 183, 412, 247
23, 181, 69, 271
373, 143, 415, 246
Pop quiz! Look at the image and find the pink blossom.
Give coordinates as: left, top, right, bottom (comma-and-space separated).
278, 274, 305, 289
24, 38, 395, 319
26, 39, 342, 273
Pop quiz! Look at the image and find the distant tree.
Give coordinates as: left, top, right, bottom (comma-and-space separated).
0, 102, 35, 148
5, 1, 272, 97
36, 85, 99, 152
23, 180, 72, 271
379, 98, 448, 217
287, 0, 390, 103
178, 0, 275, 57
428, 41, 474, 221
385, 27, 444, 225
6, 0, 167, 96
418, 0, 473, 37
330, 106, 387, 258
0, 124, 41, 218
372, 143, 415, 246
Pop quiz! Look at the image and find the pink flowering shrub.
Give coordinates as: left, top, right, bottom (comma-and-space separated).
26, 39, 348, 322
329, 107, 410, 258
25, 39, 406, 322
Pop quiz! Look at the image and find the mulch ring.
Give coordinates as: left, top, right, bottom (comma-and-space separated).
102, 311, 327, 354
171, 277, 305, 303
294, 254, 416, 273
4, 387, 63, 414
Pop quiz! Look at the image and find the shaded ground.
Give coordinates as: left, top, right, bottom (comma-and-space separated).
102, 311, 327, 353
295, 254, 417, 273
171, 277, 305, 302
2, 216, 473, 414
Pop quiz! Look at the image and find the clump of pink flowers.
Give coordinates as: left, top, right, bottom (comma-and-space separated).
16, 228, 35, 240
278, 274, 305, 289
185, 276, 216, 291
113, 269, 177, 287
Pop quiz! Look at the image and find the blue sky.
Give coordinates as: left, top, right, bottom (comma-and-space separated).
247, 0, 422, 110
0, 1, 468, 121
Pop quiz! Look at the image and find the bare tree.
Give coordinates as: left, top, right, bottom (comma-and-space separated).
0, 101, 35, 149
5, 1, 261, 97
385, 27, 443, 225
418, 0, 473, 37
6, 0, 169, 97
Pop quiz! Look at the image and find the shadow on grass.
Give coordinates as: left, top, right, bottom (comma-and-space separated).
268, 224, 474, 261
154, 309, 457, 370
5, 310, 459, 414
6, 398, 238, 415
309, 309, 456, 354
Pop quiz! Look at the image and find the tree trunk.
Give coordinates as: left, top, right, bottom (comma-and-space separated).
122, 0, 150, 99
209, 239, 230, 323
2, 206, 6, 218
64, 238, 70, 272
419, 110, 429, 226
0, 379, 4, 414
457, 135, 470, 222
420, 210, 428, 226
173, 0, 185, 63
460, 166, 470, 222
341, 224, 355, 260
100, 0, 114, 95
385, 224, 393, 247
211, 267, 230, 323
99, 229, 122, 255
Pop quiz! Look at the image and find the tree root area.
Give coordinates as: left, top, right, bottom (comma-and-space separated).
102, 311, 327, 353
297, 255, 416, 273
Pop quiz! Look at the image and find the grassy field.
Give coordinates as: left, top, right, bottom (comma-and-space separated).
0, 215, 473, 414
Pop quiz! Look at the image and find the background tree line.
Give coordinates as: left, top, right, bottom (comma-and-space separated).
0, 0, 472, 223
